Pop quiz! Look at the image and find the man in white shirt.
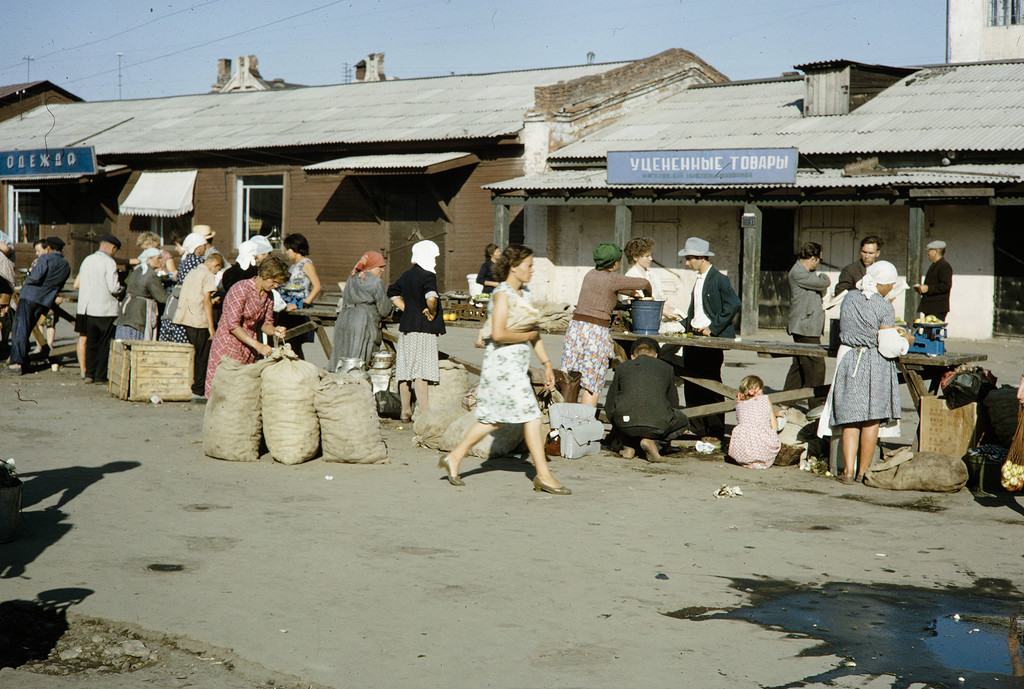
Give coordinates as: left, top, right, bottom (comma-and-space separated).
77, 234, 122, 383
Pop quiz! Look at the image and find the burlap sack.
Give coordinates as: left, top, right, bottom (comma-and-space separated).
427, 359, 469, 410
413, 404, 469, 450
439, 411, 524, 459
863, 450, 969, 492
203, 357, 269, 462
261, 346, 321, 465
315, 373, 388, 464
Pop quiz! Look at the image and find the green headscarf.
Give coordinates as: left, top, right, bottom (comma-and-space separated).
593, 242, 622, 270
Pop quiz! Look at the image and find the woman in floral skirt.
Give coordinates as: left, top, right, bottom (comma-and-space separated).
438, 245, 570, 495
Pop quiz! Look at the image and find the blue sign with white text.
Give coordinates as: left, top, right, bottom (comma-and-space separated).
607, 148, 798, 185
0, 147, 97, 178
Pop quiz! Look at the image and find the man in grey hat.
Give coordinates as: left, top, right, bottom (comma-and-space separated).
659, 237, 741, 440
77, 234, 123, 382
914, 240, 952, 321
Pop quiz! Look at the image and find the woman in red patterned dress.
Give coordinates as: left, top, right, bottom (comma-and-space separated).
204, 257, 289, 398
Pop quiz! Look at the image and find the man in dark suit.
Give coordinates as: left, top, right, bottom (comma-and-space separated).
660, 237, 741, 439
915, 240, 953, 321
605, 338, 689, 462
5, 237, 70, 375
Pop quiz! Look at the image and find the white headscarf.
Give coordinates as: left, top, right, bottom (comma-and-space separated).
235, 240, 257, 270
181, 232, 207, 256
857, 260, 899, 299
137, 247, 161, 274
411, 240, 440, 274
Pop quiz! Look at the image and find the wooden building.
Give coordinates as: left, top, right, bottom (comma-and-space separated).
0, 50, 725, 287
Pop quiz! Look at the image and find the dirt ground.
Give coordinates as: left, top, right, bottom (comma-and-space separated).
2, 324, 1024, 689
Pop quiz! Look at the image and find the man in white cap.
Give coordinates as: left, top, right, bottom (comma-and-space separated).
914, 240, 952, 321
660, 237, 741, 440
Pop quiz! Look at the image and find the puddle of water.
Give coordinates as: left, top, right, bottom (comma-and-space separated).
147, 564, 184, 572
664, 576, 1024, 689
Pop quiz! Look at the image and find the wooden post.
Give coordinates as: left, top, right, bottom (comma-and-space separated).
740, 203, 762, 338
614, 204, 632, 273
493, 203, 510, 248
906, 205, 925, 323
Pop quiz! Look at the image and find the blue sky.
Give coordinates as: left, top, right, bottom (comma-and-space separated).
2, 0, 948, 102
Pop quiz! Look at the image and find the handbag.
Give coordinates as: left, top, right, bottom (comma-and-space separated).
161, 285, 182, 322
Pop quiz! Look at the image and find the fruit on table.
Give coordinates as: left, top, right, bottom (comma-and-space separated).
1001, 460, 1024, 491
914, 315, 945, 324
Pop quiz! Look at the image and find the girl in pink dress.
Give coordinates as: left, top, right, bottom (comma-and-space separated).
728, 375, 783, 469
204, 257, 289, 398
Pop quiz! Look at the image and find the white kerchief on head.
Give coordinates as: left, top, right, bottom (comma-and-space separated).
236, 240, 257, 270
249, 234, 273, 255
137, 247, 161, 274
857, 260, 898, 299
181, 232, 206, 255
411, 240, 439, 273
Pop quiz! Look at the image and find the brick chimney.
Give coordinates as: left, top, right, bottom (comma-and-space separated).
213, 58, 231, 89
355, 53, 386, 82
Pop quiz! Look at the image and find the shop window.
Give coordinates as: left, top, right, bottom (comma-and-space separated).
6, 187, 41, 244
236, 175, 284, 248
990, 0, 1023, 25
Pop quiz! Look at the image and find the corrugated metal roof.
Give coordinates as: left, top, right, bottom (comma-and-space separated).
0, 64, 629, 156
485, 164, 1024, 192
550, 62, 1024, 161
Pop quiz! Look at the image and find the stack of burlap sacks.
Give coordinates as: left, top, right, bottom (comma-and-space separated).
202, 346, 388, 465
413, 359, 550, 458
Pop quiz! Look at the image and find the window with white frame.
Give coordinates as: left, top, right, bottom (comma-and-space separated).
6, 187, 41, 244
991, 0, 1024, 25
235, 175, 284, 248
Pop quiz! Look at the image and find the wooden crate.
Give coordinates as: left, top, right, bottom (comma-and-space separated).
109, 340, 194, 402
446, 302, 487, 322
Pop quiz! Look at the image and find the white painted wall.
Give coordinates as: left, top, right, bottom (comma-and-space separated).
949, 0, 1024, 62
528, 201, 996, 338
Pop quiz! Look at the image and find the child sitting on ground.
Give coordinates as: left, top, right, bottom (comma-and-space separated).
728, 375, 784, 469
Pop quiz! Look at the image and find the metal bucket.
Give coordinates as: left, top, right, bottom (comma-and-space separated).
370, 350, 394, 369
336, 357, 365, 374
630, 300, 665, 335
0, 480, 23, 543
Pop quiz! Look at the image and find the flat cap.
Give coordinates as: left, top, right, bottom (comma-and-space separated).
99, 233, 121, 249
926, 240, 946, 250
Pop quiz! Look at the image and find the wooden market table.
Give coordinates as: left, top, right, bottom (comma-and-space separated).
610, 330, 987, 419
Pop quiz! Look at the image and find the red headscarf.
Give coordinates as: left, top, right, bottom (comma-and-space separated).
352, 251, 387, 281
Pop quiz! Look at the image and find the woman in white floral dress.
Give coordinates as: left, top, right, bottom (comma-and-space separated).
438, 245, 570, 495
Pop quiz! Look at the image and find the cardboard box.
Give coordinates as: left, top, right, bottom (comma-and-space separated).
918, 396, 977, 457
109, 340, 194, 402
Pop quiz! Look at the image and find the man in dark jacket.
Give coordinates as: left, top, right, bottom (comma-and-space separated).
659, 237, 741, 439
5, 236, 71, 374
835, 236, 882, 296
605, 338, 689, 462
915, 240, 953, 321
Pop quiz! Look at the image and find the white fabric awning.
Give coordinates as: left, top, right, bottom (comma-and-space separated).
303, 153, 478, 175
119, 170, 197, 217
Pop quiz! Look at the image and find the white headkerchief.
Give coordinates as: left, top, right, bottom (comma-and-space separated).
137, 247, 161, 275
181, 232, 207, 255
235, 240, 257, 270
411, 240, 440, 273
857, 260, 899, 299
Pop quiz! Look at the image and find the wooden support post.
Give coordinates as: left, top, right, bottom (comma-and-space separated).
906, 206, 925, 323
614, 205, 631, 273
494, 203, 510, 248
741, 203, 762, 338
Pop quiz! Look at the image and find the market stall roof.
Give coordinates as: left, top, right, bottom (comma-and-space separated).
119, 170, 197, 217
0, 63, 629, 156
303, 152, 478, 175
